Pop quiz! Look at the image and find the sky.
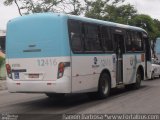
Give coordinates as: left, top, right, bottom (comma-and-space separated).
0, 0, 160, 30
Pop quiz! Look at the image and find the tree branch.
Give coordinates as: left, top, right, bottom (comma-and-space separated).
14, 0, 22, 16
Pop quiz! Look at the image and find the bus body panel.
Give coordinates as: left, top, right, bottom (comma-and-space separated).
6, 13, 72, 93
6, 57, 70, 81
7, 76, 71, 93
71, 55, 117, 93
6, 13, 70, 59
6, 13, 151, 95
123, 54, 145, 84
7, 58, 72, 93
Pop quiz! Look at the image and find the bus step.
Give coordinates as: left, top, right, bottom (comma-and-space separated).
116, 84, 125, 88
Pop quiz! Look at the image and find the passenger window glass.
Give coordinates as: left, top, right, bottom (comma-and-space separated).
126, 31, 143, 52
126, 32, 132, 51
69, 20, 83, 52
136, 32, 143, 51
132, 32, 143, 51
101, 27, 113, 51
84, 24, 102, 52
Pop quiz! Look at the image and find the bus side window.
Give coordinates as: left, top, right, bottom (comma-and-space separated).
84, 24, 102, 52
68, 20, 83, 53
132, 32, 143, 51
131, 32, 137, 51
136, 32, 143, 51
101, 26, 113, 52
126, 31, 132, 51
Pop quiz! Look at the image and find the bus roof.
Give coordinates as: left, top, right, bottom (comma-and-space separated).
9, 13, 146, 33
67, 14, 146, 33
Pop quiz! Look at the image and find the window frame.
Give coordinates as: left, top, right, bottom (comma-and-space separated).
125, 30, 144, 53
68, 19, 84, 53
100, 26, 114, 53
83, 23, 103, 53
68, 19, 145, 54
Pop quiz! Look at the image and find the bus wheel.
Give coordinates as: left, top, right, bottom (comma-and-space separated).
133, 70, 142, 89
45, 93, 65, 99
97, 72, 111, 99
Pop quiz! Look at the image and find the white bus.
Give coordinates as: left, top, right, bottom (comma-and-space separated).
6, 13, 152, 99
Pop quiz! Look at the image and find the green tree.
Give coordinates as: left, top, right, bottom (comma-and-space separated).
129, 14, 159, 40
4, 0, 127, 17
105, 4, 136, 24
85, 0, 136, 24
84, 0, 107, 20
0, 57, 4, 68
153, 19, 160, 37
4, 0, 160, 41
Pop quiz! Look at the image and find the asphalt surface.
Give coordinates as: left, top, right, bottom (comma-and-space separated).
0, 78, 160, 120
0, 80, 7, 91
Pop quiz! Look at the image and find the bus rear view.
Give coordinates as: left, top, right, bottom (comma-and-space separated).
6, 13, 71, 95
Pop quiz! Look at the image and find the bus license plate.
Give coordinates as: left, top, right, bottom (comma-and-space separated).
28, 74, 39, 78
14, 72, 19, 79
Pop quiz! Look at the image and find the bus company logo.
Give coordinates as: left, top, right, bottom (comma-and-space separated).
94, 57, 98, 65
92, 57, 99, 68
130, 57, 134, 66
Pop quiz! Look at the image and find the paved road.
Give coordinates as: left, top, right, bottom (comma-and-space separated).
0, 80, 7, 91
0, 78, 160, 120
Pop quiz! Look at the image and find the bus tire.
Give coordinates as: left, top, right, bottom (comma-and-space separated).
45, 93, 65, 99
132, 69, 142, 89
88, 72, 111, 100
97, 72, 111, 99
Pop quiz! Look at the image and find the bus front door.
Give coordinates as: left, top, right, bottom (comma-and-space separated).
114, 34, 125, 84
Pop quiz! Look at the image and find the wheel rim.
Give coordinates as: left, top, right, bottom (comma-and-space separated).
102, 77, 109, 95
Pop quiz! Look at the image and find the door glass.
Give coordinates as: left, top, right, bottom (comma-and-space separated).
114, 34, 124, 84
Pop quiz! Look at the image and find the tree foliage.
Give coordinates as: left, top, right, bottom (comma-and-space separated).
3, 0, 160, 40
85, 0, 137, 24
153, 19, 160, 37
129, 14, 160, 40
0, 56, 4, 67
84, 0, 107, 20
85, 0, 160, 40
3, 0, 84, 15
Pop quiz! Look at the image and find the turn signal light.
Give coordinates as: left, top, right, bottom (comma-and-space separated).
57, 62, 65, 79
6, 64, 12, 79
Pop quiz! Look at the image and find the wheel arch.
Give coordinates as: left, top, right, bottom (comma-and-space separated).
99, 69, 112, 85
